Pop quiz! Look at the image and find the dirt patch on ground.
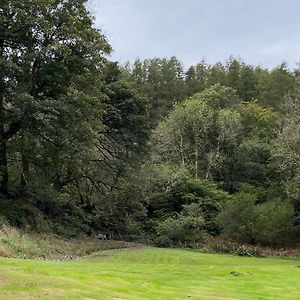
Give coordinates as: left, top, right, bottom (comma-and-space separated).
0, 275, 11, 287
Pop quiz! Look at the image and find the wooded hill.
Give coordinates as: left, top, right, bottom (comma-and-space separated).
0, 0, 299, 248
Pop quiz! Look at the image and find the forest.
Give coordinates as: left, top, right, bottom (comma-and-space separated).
1, 0, 300, 252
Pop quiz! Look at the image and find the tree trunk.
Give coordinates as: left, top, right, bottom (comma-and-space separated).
0, 91, 9, 194
195, 146, 198, 179
0, 39, 8, 195
0, 93, 8, 195
0, 134, 8, 195
20, 150, 29, 191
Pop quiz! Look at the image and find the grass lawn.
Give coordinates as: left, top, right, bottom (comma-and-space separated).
0, 248, 299, 299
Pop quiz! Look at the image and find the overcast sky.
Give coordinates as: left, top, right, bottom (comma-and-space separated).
89, 0, 300, 69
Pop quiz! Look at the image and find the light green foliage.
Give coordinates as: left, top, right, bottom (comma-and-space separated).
271, 81, 300, 230
272, 81, 300, 177
128, 56, 295, 129
154, 99, 213, 173
153, 85, 242, 192
192, 83, 240, 109
240, 101, 280, 140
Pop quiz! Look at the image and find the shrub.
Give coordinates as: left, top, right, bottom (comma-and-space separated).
217, 192, 258, 244
148, 169, 230, 235
0, 215, 9, 227
254, 201, 296, 246
233, 245, 256, 257
155, 203, 207, 248
218, 192, 298, 247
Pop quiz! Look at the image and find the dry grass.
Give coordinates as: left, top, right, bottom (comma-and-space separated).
202, 237, 300, 257
0, 222, 299, 261
0, 224, 142, 260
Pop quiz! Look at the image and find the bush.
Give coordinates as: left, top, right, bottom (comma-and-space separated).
0, 201, 51, 232
155, 203, 207, 248
254, 201, 296, 246
203, 237, 261, 256
0, 215, 9, 227
148, 169, 230, 235
217, 192, 258, 244
218, 192, 298, 247
233, 245, 256, 257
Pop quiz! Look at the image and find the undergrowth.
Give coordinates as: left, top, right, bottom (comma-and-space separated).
0, 216, 141, 260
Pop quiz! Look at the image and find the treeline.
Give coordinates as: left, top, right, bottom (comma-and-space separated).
126, 56, 294, 124
0, 0, 299, 248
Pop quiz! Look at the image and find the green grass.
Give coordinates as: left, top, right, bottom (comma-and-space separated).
0, 248, 299, 299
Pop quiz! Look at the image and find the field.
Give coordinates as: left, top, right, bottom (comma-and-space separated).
0, 248, 299, 300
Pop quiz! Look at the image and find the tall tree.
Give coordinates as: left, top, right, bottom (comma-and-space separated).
0, 0, 111, 195
153, 84, 241, 186
257, 63, 294, 110
239, 65, 257, 101
185, 60, 209, 96
127, 56, 185, 125
226, 57, 241, 92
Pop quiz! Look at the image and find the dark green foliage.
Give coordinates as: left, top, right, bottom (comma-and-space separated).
126, 57, 185, 125
0, 0, 111, 194
226, 58, 241, 92
217, 194, 297, 246
256, 63, 295, 110
147, 80, 299, 247
0, 1, 149, 238
147, 166, 230, 236
185, 61, 209, 96
155, 203, 207, 248
217, 193, 258, 244
90, 176, 148, 239
0, 195, 90, 237
239, 65, 257, 101
127, 56, 295, 130
254, 201, 296, 246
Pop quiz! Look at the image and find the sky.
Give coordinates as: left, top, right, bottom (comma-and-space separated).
89, 0, 300, 69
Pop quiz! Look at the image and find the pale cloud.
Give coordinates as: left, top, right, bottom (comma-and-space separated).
90, 0, 300, 69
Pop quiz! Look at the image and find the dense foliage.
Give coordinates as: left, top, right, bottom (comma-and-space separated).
0, 0, 149, 237
0, 1, 299, 247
